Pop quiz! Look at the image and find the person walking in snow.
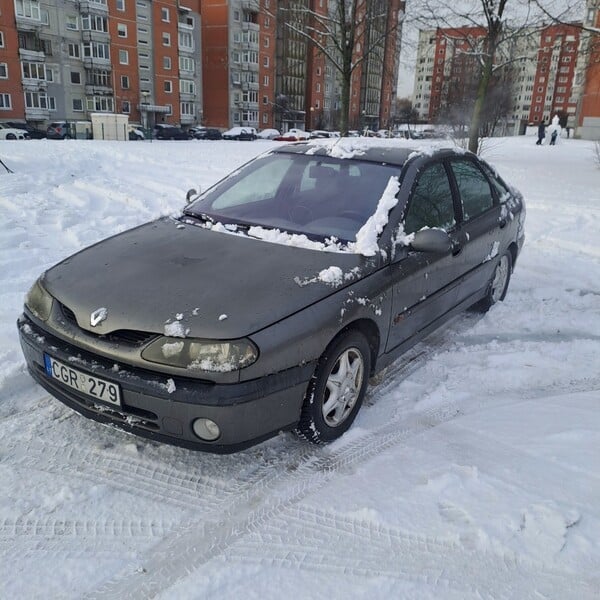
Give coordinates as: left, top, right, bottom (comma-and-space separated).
550, 129, 558, 145
536, 121, 546, 145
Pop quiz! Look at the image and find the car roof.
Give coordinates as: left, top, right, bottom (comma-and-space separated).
272, 142, 471, 167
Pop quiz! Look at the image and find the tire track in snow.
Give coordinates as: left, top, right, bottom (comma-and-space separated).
84, 397, 475, 599
222, 506, 598, 600
0, 517, 178, 559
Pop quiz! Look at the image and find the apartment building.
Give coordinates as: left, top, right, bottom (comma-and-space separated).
0, 0, 203, 129
200, 0, 276, 130
413, 23, 582, 133
576, 0, 600, 138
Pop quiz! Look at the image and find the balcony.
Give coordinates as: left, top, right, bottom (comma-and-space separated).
241, 21, 259, 32
78, 1, 109, 14
15, 16, 42, 32
19, 48, 45, 61
22, 78, 48, 91
25, 107, 50, 120
179, 91, 196, 101
83, 57, 111, 69
85, 84, 113, 96
180, 113, 195, 124
82, 30, 110, 43
241, 1, 260, 12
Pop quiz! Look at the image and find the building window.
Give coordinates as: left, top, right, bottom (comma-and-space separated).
117, 24, 127, 37
263, 56, 269, 67
264, 36, 269, 48
72, 98, 83, 111
0, 32, 4, 48
86, 96, 114, 112
24, 91, 49, 109
162, 32, 170, 46
122, 100, 130, 113
15, 0, 41, 20
0, 63, 7, 79
180, 101, 194, 116
70, 71, 81, 84
263, 95, 268, 104
161, 7, 170, 22
165, 103, 172, 115
121, 75, 129, 88
263, 75, 269, 86
0, 93, 11, 109
262, 112, 268, 123
233, 10, 240, 21
179, 56, 194, 72
316, 83, 321, 92
264, 16, 270, 27
179, 79, 195, 95
185, 16, 194, 27
81, 14, 108, 32
83, 42, 110, 60
163, 56, 171, 70
178, 31, 193, 50
164, 80, 172, 93
116, 0, 125, 10
22, 62, 48, 80
119, 49, 128, 64
66, 15, 78, 30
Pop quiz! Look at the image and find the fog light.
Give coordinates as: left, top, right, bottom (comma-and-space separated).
192, 418, 221, 442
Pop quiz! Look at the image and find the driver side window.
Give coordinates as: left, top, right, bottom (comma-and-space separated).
404, 162, 456, 234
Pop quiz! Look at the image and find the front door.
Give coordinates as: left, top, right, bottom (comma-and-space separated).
386, 161, 463, 352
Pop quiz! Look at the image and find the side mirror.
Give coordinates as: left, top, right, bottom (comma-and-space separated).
410, 228, 452, 254
186, 188, 199, 203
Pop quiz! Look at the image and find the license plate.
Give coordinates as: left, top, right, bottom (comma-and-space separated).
44, 354, 121, 407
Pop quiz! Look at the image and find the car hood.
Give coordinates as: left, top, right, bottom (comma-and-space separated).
43, 218, 378, 339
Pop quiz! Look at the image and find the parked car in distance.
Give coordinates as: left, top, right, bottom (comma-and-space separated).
273, 129, 311, 142
128, 125, 145, 141
0, 123, 30, 140
46, 122, 72, 140
191, 127, 222, 140
222, 127, 257, 141
156, 126, 189, 140
18, 143, 525, 453
257, 128, 281, 140
309, 130, 338, 139
4, 122, 46, 139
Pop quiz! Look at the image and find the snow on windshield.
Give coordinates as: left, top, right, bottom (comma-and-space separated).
352, 176, 401, 256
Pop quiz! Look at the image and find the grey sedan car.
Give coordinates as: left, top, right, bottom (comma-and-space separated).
18, 144, 525, 452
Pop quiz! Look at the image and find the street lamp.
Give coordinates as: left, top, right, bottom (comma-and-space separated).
141, 91, 150, 138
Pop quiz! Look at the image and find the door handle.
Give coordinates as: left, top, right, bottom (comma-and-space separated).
451, 242, 462, 256
499, 218, 507, 229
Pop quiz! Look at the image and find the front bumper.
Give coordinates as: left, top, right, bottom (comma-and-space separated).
18, 315, 313, 453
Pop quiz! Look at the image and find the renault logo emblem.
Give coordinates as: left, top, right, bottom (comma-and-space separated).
90, 307, 108, 327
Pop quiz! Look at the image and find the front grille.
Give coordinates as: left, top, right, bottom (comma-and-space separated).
58, 301, 157, 346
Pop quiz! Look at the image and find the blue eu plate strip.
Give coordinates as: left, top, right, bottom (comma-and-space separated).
43, 354, 53, 377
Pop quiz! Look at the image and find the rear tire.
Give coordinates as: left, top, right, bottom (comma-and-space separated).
295, 330, 370, 444
472, 251, 512, 313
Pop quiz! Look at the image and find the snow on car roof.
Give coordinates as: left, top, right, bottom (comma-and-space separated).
273, 141, 469, 166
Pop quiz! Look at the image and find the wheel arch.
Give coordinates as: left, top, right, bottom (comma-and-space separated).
334, 318, 381, 376
507, 241, 518, 270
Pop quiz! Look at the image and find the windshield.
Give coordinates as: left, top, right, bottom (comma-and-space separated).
187, 153, 400, 243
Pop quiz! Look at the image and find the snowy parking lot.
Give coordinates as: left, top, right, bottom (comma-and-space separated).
0, 135, 599, 599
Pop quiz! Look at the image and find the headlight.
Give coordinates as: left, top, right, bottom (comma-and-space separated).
25, 278, 53, 322
141, 336, 258, 372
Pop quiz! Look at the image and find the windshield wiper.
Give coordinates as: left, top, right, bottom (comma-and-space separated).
182, 211, 215, 225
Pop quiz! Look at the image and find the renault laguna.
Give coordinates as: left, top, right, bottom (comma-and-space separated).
18, 143, 525, 452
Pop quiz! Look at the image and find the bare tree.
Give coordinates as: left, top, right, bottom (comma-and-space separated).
280, 0, 403, 135
408, 0, 588, 152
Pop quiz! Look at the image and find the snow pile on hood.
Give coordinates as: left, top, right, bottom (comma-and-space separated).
353, 176, 401, 256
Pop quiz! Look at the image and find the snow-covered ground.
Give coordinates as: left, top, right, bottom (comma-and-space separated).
0, 135, 599, 599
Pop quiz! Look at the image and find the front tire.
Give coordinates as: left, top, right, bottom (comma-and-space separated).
295, 330, 370, 444
6, 133, 16, 140
473, 251, 512, 313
